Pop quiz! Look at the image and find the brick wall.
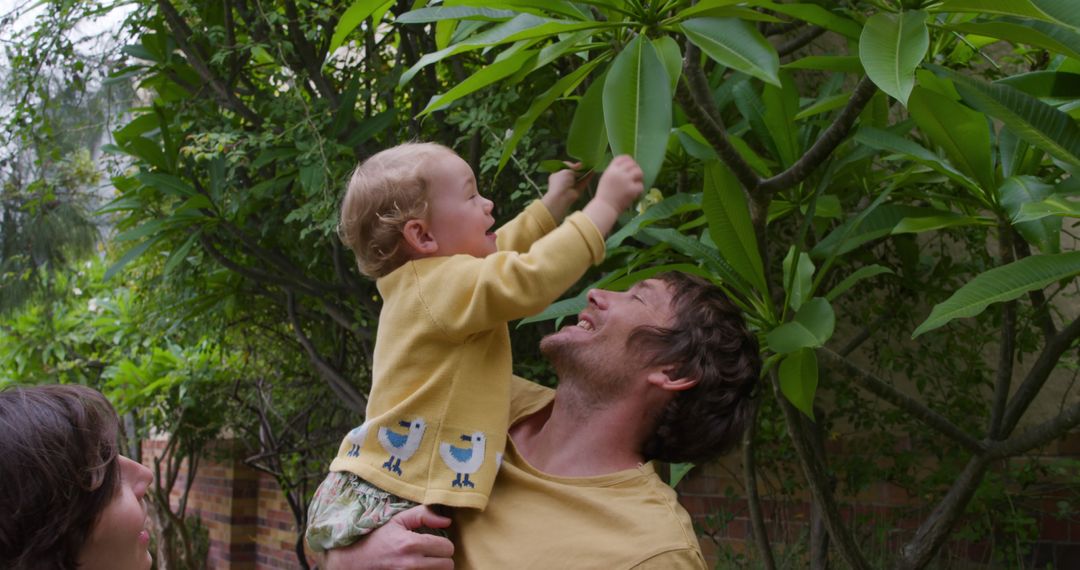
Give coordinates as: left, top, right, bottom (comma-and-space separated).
141, 439, 316, 570
143, 432, 1078, 569
677, 432, 1080, 568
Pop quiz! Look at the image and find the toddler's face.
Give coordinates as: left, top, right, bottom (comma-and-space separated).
425, 152, 497, 258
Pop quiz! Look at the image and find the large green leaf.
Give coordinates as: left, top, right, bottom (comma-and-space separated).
782, 246, 815, 312
767, 297, 835, 354
891, 213, 990, 234
859, 11, 928, 105
998, 176, 1061, 253
947, 19, 1080, 61
854, 126, 982, 193
397, 6, 516, 23
672, 0, 767, 21
733, 79, 774, 162
779, 348, 818, 420
784, 55, 863, 74
997, 71, 1080, 98
641, 228, 750, 291
507, 30, 596, 85
931, 66, 1080, 166
811, 203, 941, 259
603, 36, 672, 190
760, 1, 862, 40
399, 14, 601, 86
1033, 0, 1080, 31
330, 0, 392, 54
419, 49, 538, 116
908, 87, 995, 193
912, 252, 1080, 337
606, 192, 700, 249
763, 70, 800, 168
444, 0, 589, 21
499, 56, 607, 173
794, 92, 849, 120
825, 265, 893, 301
702, 163, 767, 296
567, 72, 609, 168
680, 18, 780, 86
1015, 194, 1080, 222
931, 0, 1053, 21
653, 35, 683, 93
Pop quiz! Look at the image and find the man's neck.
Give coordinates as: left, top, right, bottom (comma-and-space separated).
509, 387, 648, 477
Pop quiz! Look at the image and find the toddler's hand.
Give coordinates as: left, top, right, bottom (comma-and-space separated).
596, 155, 644, 213
542, 162, 593, 222
582, 155, 645, 237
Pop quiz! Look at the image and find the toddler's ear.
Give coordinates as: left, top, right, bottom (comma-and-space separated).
403, 219, 438, 256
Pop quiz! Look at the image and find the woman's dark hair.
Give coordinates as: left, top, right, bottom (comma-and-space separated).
0, 384, 121, 569
632, 272, 761, 464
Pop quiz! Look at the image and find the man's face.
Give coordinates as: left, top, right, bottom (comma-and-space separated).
541, 279, 676, 399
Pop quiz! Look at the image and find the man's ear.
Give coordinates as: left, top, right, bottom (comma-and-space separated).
646, 366, 698, 393
402, 219, 438, 256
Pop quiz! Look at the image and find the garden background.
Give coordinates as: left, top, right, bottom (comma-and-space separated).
1, 0, 1079, 568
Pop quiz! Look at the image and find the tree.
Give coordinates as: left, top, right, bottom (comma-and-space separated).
5, 0, 1079, 567
0, 0, 132, 314
381, 1, 1080, 568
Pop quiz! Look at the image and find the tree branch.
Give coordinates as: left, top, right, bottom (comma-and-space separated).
1000, 315, 1080, 435
988, 300, 1016, 439
283, 0, 340, 106
777, 26, 826, 59
896, 456, 991, 570
286, 291, 367, 413
1014, 237, 1057, 338
757, 76, 877, 195
988, 399, 1080, 459
741, 399, 776, 570
820, 348, 986, 454
769, 369, 870, 570
156, 0, 263, 127
677, 43, 762, 192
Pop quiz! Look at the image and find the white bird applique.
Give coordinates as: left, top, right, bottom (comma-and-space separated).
440, 432, 486, 489
378, 418, 426, 476
344, 423, 370, 458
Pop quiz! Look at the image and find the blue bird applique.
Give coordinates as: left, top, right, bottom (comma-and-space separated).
439, 432, 486, 489
378, 418, 426, 476
344, 423, 370, 457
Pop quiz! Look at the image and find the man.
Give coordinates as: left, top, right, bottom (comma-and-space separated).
327, 272, 760, 569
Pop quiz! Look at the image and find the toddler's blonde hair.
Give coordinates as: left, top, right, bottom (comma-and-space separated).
338, 142, 454, 278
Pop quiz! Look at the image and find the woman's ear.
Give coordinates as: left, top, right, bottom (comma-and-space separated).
402, 219, 438, 256
646, 367, 698, 393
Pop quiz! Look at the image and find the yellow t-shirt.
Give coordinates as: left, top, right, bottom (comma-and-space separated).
329, 201, 605, 509
452, 378, 707, 569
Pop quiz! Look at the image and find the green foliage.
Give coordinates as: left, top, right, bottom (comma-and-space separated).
4, 0, 1079, 567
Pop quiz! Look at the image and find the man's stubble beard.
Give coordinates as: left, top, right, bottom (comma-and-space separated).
540, 332, 630, 410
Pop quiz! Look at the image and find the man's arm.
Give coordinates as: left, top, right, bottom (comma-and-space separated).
324, 505, 454, 570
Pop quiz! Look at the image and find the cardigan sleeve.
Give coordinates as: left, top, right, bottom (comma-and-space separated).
414, 211, 604, 339
495, 200, 557, 253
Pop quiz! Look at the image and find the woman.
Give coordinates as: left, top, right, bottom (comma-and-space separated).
0, 384, 153, 569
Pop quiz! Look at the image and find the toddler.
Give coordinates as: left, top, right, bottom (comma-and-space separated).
306, 142, 643, 551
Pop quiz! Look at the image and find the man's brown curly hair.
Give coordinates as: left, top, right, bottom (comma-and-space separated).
632, 272, 761, 464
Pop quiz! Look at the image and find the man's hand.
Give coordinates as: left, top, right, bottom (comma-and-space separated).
324, 505, 454, 570
582, 155, 645, 236
542, 161, 593, 222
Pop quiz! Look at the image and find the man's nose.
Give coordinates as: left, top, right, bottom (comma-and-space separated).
587, 288, 610, 309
